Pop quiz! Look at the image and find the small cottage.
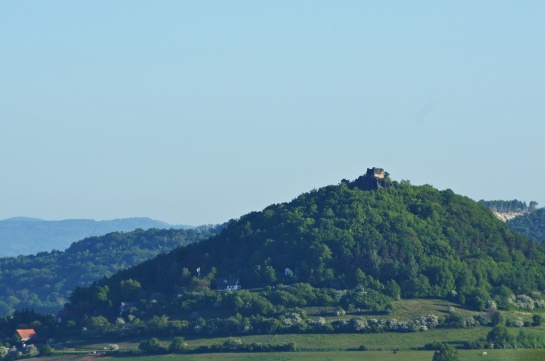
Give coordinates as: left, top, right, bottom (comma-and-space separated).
215, 277, 241, 291
15, 329, 36, 343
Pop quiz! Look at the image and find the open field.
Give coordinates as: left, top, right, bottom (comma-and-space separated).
28, 298, 545, 360
33, 349, 545, 361
55, 323, 545, 352
59, 327, 490, 352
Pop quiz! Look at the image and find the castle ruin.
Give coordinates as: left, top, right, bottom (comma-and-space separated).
352, 167, 390, 191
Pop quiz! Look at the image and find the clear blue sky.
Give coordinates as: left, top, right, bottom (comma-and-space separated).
1, 2, 544, 225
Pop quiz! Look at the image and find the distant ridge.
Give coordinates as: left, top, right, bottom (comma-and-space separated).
0, 217, 193, 257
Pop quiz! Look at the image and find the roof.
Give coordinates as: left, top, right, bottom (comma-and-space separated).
215, 277, 240, 287
16, 329, 36, 341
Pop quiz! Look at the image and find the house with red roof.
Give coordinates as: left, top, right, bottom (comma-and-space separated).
15, 329, 36, 343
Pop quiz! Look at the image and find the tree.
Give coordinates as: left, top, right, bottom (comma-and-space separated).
466, 288, 490, 311
432, 344, 460, 361
38, 344, 53, 356
168, 337, 187, 353
138, 338, 164, 354
384, 280, 401, 299
532, 314, 542, 326
188, 278, 210, 292
120, 279, 141, 300
487, 324, 513, 348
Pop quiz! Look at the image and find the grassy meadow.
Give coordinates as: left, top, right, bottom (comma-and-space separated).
34, 349, 545, 361
31, 299, 545, 360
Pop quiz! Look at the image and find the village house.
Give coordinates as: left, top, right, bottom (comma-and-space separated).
215, 277, 241, 291
15, 329, 36, 344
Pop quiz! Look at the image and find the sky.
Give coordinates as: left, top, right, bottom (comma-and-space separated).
1, 1, 544, 226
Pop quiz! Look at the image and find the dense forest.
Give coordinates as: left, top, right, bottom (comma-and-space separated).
0, 226, 222, 315
507, 208, 545, 243
62, 172, 545, 331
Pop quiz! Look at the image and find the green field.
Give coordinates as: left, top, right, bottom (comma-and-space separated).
34, 349, 545, 361
30, 298, 545, 360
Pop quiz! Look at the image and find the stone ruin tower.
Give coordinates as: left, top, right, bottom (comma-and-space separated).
353, 167, 390, 190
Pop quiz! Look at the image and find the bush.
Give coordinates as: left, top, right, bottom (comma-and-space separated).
38, 344, 54, 356
432, 343, 459, 361
285, 341, 297, 351
443, 313, 465, 329
169, 337, 187, 353
487, 324, 514, 348
384, 303, 396, 315
532, 314, 542, 326
424, 342, 441, 350
359, 344, 368, 351
138, 338, 165, 354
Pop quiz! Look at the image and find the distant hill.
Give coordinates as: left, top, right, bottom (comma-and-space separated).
0, 225, 223, 315
63, 169, 545, 327
0, 217, 192, 257
477, 200, 544, 241
507, 208, 545, 243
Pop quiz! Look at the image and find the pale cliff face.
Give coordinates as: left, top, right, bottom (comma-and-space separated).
493, 210, 528, 222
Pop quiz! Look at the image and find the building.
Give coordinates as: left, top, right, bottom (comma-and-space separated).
15, 329, 36, 343
215, 277, 241, 290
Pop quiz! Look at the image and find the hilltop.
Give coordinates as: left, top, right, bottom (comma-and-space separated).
0, 217, 192, 257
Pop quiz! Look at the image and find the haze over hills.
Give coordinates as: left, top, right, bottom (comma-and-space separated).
0, 217, 192, 258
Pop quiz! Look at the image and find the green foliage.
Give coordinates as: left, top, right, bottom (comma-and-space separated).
465, 288, 490, 311
508, 208, 545, 242
487, 324, 514, 348
0, 226, 222, 315
138, 337, 165, 353
60, 172, 545, 333
384, 280, 401, 300
168, 337, 187, 353
38, 344, 53, 356
479, 199, 534, 212
532, 314, 542, 326
432, 343, 459, 361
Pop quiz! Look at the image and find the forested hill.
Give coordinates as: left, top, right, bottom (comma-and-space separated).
0, 217, 192, 257
507, 208, 545, 243
73, 172, 545, 315
0, 226, 222, 315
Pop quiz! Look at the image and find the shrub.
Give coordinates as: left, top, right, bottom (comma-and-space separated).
384, 303, 396, 314
138, 338, 165, 354
169, 337, 187, 353
38, 344, 54, 356
487, 324, 514, 348
432, 343, 459, 361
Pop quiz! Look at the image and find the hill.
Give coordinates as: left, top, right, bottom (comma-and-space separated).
0, 217, 192, 257
507, 208, 545, 243
0, 225, 222, 315
62, 169, 545, 327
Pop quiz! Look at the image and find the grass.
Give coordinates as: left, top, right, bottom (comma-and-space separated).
33, 349, 545, 361
35, 298, 545, 360
177, 327, 491, 351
